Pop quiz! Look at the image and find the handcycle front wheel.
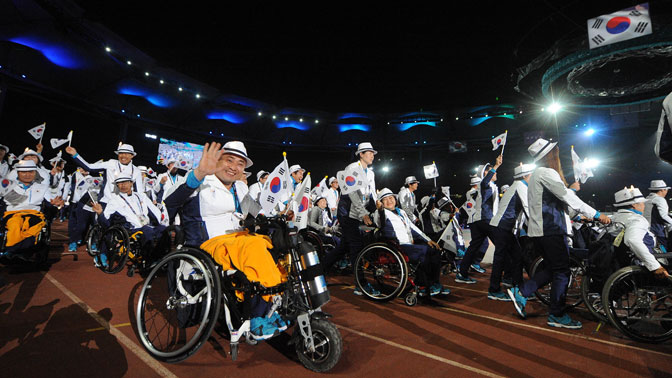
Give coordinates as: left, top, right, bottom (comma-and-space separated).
135, 248, 222, 362
529, 254, 584, 308
295, 318, 343, 373
602, 265, 672, 343
354, 243, 408, 302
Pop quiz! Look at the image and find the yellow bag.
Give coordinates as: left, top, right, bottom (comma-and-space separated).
3, 210, 46, 247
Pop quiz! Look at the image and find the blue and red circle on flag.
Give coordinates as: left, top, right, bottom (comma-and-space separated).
345, 176, 356, 186
180, 161, 187, 167
606, 16, 630, 34
466, 202, 473, 209
1, 179, 9, 188
298, 196, 309, 212
270, 177, 282, 193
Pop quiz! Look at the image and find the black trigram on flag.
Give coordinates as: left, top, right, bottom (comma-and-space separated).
591, 18, 603, 29
591, 34, 605, 45
634, 21, 648, 33
278, 168, 285, 175
629, 10, 642, 16
266, 196, 275, 204
282, 182, 287, 189
352, 171, 359, 177
357, 180, 363, 186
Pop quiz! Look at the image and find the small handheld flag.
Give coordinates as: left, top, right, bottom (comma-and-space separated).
571, 145, 594, 183
491, 131, 507, 153
28, 122, 46, 142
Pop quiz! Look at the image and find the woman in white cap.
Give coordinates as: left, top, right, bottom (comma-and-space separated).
163, 141, 287, 339
612, 186, 669, 279
0, 144, 10, 179
248, 170, 269, 203
435, 197, 467, 259
398, 176, 420, 225
487, 163, 534, 301
507, 138, 610, 330
64, 167, 96, 252
456, 155, 502, 283
337, 142, 378, 294
66, 143, 144, 203
375, 188, 449, 296
155, 160, 182, 203
0, 160, 63, 257
8, 148, 51, 184
644, 179, 672, 251
324, 177, 340, 218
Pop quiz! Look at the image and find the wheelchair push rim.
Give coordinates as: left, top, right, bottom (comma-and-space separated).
354, 243, 408, 301
135, 249, 222, 362
98, 226, 130, 274
529, 255, 585, 308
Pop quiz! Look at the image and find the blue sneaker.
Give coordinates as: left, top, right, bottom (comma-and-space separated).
429, 283, 441, 296
91, 243, 98, 253
439, 285, 451, 295
250, 317, 279, 340
547, 313, 582, 329
470, 263, 486, 274
268, 312, 288, 331
455, 273, 476, 284
456, 249, 466, 258
354, 283, 381, 296
336, 259, 349, 270
487, 290, 512, 301
97, 253, 108, 268
507, 287, 527, 319
68, 242, 78, 252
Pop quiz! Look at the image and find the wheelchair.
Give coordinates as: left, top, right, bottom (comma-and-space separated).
134, 215, 342, 372
301, 228, 347, 272
0, 214, 51, 264
90, 223, 176, 277
601, 255, 672, 343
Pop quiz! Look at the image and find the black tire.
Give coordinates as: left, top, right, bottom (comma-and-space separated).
529, 255, 584, 308
98, 225, 130, 274
166, 225, 185, 249
602, 265, 672, 343
86, 225, 103, 257
354, 243, 408, 302
295, 319, 342, 373
136, 248, 222, 362
581, 274, 608, 323
404, 292, 418, 306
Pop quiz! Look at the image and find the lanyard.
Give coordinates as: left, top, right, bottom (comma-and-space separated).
230, 185, 242, 213
116, 161, 134, 178
119, 193, 144, 219
395, 208, 408, 226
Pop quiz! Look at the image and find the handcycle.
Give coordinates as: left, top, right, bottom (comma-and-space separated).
134, 215, 342, 372
0, 214, 51, 264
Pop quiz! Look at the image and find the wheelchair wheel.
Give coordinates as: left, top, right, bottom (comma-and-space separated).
581, 274, 608, 323
86, 224, 103, 257
166, 225, 184, 249
99, 225, 130, 274
529, 255, 584, 308
136, 248, 222, 362
354, 243, 408, 301
295, 318, 342, 373
602, 266, 672, 343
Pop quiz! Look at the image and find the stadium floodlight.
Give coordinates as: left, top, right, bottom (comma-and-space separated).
584, 128, 595, 136
382, 166, 390, 172
584, 158, 600, 169
547, 102, 563, 114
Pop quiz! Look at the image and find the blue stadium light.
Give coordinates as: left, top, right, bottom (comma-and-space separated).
338, 124, 370, 133
276, 121, 309, 131
207, 111, 247, 124
585, 128, 595, 136
119, 85, 174, 108
10, 37, 85, 69
398, 121, 437, 132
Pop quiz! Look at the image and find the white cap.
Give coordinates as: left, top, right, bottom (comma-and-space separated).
115, 143, 137, 156
528, 138, 557, 162
355, 142, 377, 156
404, 176, 419, 185
244, 171, 251, 178
18, 148, 43, 163
15, 159, 38, 172
256, 170, 269, 181
420, 195, 430, 208
470, 176, 482, 186
475, 164, 492, 179
289, 164, 305, 174
614, 186, 647, 207
328, 176, 337, 186
513, 163, 536, 179
0, 144, 8, 153
114, 174, 134, 184
500, 184, 510, 192
222, 141, 253, 168
378, 188, 397, 201
49, 156, 66, 165
436, 196, 451, 209
649, 180, 671, 190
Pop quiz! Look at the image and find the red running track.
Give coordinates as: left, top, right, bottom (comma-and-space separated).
0, 221, 670, 377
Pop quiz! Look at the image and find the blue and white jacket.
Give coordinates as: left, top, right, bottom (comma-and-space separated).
71, 154, 144, 203
338, 162, 377, 221
643, 193, 672, 239
611, 209, 661, 271
474, 169, 499, 222
164, 171, 248, 246
527, 167, 597, 237
490, 179, 529, 233
99, 191, 168, 229
374, 207, 430, 245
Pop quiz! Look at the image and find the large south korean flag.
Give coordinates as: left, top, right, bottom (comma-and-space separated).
588, 3, 652, 49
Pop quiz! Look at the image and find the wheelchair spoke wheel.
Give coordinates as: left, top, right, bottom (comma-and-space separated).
86, 225, 103, 257
354, 243, 408, 301
99, 226, 129, 274
136, 248, 221, 362
530, 255, 584, 308
602, 266, 672, 343
295, 319, 342, 373
581, 274, 608, 322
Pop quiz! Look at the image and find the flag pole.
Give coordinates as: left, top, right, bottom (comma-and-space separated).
432, 160, 437, 191
571, 145, 578, 182
39, 122, 45, 145
500, 130, 508, 157
68, 130, 73, 147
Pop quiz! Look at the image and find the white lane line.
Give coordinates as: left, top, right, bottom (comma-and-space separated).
336, 324, 505, 378
438, 306, 672, 358
45, 273, 178, 378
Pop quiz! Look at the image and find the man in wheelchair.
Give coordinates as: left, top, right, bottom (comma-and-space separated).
91, 174, 169, 267
0, 160, 63, 260
163, 141, 287, 340
611, 186, 669, 280
374, 188, 449, 296
309, 195, 345, 270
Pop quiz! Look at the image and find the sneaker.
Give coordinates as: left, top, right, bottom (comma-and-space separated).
418, 286, 428, 296
507, 287, 527, 319
470, 263, 486, 274
547, 313, 582, 329
429, 283, 441, 296
354, 283, 381, 296
501, 278, 513, 288
487, 290, 512, 301
268, 312, 288, 331
91, 243, 98, 252
250, 317, 279, 340
455, 273, 477, 284
97, 253, 108, 268
440, 285, 451, 295
336, 259, 349, 270
456, 249, 466, 258
68, 242, 78, 252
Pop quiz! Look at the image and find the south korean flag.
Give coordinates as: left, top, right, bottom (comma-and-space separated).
587, 3, 652, 49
